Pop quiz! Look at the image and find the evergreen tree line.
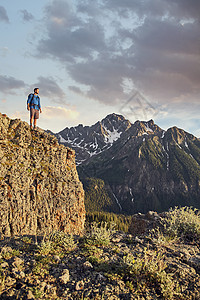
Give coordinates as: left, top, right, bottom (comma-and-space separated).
86, 211, 132, 233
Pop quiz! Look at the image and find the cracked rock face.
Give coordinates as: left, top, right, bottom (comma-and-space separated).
0, 113, 85, 237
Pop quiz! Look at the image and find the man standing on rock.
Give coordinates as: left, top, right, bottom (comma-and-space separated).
27, 88, 42, 130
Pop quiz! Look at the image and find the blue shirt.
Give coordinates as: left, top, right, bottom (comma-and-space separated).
27, 94, 41, 110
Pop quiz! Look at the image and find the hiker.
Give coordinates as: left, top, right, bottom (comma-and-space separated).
27, 88, 42, 130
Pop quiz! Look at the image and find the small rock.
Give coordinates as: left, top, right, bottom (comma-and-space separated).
76, 256, 83, 262
12, 269, 25, 279
189, 255, 200, 268
146, 211, 159, 220
96, 273, 105, 281
135, 236, 143, 243
46, 284, 52, 290
59, 269, 70, 284
83, 261, 93, 270
6, 276, 16, 287
112, 237, 121, 243
53, 255, 61, 263
75, 280, 84, 290
63, 268, 70, 275
27, 290, 35, 300
12, 257, 24, 268
1, 261, 9, 268
40, 281, 47, 291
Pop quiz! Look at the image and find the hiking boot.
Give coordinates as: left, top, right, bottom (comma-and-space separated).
33, 126, 37, 130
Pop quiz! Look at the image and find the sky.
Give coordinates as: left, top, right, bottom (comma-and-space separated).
0, 0, 200, 136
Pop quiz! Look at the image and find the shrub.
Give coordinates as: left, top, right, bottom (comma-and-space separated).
37, 240, 53, 256
48, 231, 76, 251
148, 227, 176, 246
32, 261, 50, 278
85, 221, 116, 246
37, 231, 76, 256
0, 247, 20, 260
163, 206, 200, 242
122, 249, 180, 299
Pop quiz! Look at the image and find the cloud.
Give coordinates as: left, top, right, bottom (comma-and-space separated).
37, 1, 105, 63
0, 75, 26, 94
0, 47, 9, 57
31, 76, 66, 104
10, 111, 27, 120
35, 0, 200, 107
154, 100, 200, 134
166, 0, 200, 19
0, 6, 9, 23
104, 0, 200, 20
42, 106, 80, 120
68, 55, 128, 104
11, 106, 79, 123
68, 86, 85, 95
20, 9, 34, 22
123, 17, 200, 101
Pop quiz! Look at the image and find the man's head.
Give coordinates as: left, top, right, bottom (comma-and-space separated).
34, 88, 39, 94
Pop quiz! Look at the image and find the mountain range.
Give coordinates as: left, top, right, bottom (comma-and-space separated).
52, 114, 131, 165
54, 113, 200, 214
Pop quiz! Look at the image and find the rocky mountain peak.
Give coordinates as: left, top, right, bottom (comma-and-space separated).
0, 113, 85, 238
100, 113, 130, 127
56, 113, 131, 165
165, 126, 194, 145
124, 119, 163, 139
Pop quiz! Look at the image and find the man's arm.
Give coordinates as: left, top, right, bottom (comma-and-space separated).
38, 97, 42, 113
27, 94, 32, 111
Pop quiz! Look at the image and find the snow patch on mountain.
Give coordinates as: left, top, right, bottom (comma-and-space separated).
59, 134, 68, 143
129, 188, 134, 203
102, 124, 122, 144
185, 140, 189, 149
144, 123, 153, 133
161, 131, 165, 139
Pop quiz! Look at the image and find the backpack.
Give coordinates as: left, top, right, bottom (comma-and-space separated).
27, 93, 39, 109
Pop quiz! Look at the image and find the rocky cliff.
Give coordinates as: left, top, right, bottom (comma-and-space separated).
0, 113, 85, 237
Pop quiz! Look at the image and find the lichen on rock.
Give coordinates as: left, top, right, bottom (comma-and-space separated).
0, 113, 85, 237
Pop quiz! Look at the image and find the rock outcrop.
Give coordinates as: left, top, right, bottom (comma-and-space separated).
0, 113, 85, 237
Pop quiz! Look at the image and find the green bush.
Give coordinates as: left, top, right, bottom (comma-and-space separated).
37, 231, 76, 256
0, 247, 20, 260
163, 206, 200, 242
85, 221, 116, 246
122, 249, 179, 299
48, 231, 76, 250
37, 240, 53, 256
